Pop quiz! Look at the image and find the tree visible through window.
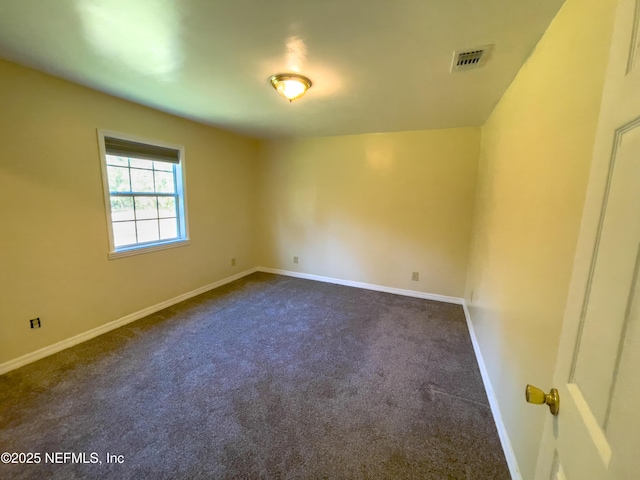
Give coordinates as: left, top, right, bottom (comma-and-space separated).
98, 131, 189, 258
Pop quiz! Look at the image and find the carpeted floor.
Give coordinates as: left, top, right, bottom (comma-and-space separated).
0, 272, 510, 479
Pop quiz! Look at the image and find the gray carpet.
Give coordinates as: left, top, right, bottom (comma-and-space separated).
0, 272, 510, 479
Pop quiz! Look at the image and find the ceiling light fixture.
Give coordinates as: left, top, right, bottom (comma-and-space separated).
269, 73, 312, 102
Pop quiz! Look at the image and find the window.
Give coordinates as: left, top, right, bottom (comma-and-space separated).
98, 131, 189, 259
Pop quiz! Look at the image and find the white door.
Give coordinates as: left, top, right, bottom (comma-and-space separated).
534, 0, 640, 479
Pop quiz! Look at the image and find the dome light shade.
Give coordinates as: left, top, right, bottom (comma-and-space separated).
269, 73, 312, 102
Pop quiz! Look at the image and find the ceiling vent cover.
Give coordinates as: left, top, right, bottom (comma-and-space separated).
451, 45, 493, 72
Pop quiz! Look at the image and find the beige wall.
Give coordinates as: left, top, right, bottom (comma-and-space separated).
0, 59, 259, 364
257, 128, 480, 298
0, 0, 620, 473
464, 0, 617, 477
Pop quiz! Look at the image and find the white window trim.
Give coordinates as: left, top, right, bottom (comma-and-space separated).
97, 129, 190, 260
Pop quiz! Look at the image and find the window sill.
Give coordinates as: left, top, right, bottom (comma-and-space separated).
108, 239, 190, 260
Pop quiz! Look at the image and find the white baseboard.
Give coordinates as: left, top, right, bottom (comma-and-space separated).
462, 302, 521, 480
0, 267, 258, 376
261, 267, 519, 478
1, 264, 519, 480
257, 267, 464, 305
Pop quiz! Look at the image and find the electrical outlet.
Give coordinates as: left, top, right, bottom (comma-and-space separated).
30, 317, 41, 329
470, 290, 474, 303
411, 272, 419, 281
293, 256, 299, 264
231, 258, 236, 267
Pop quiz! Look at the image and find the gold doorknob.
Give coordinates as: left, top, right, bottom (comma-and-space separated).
525, 384, 560, 415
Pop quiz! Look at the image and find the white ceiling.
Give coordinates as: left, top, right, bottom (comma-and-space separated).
0, 0, 565, 139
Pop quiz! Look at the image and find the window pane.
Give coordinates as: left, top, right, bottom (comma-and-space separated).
130, 168, 154, 192
154, 161, 173, 172
106, 155, 129, 167
113, 221, 137, 247
110, 196, 134, 221
159, 218, 178, 240
134, 197, 158, 220
130, 158, 153, 170
107, 166, 131, 192
137, 220, 160, 243
101, 135, 187, 254
158, 197, 176, 218
154, 170, 175, 193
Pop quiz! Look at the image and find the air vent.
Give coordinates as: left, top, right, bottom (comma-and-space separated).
451, 45, 493, 72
